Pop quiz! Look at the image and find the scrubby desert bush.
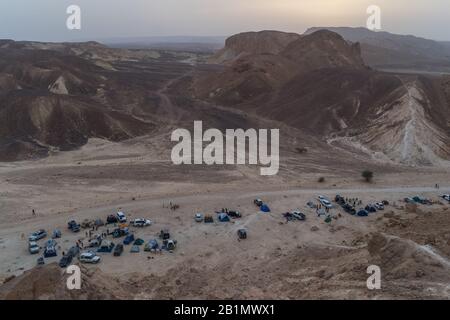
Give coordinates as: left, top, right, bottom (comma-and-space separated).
362, 170, 374, 182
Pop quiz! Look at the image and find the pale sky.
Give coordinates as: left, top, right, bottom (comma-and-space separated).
0, 0, 449, 42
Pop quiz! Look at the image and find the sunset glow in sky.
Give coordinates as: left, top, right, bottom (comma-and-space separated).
1, 0, 449, 41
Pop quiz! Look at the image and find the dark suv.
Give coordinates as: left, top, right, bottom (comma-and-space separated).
68, 220, 81, 232
114, 244, 124, 256
59, 254, 73, 268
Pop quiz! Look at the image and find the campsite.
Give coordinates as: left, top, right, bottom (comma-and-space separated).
3, 186, 449, 288
0, 169, 449, 299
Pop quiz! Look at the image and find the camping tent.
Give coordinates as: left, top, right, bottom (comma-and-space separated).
260, 204, 271, 213
218, 213, 230, 222
144, 239, 159, 251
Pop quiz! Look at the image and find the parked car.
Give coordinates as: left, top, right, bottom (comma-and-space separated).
357, 209, 369, 217
374, 202, 385, 210
194, 213, 204, 222
28, 230, 47, 242
123, 234, 135, 245
88, 238, 102, 248
335, 195, 345, 205
318, 195, 329, 201
97, 241, 115, 253
342, 203, 356, 215
59, 254, 73, 268
113, 244, 124, 256
291, 211, 306, 221
254, 199, 263, 207
52, 229, 62, 239
442, 194, 450, 202
413, 196, 432, 205
159, 229, 170, 240
44, 245, 57, 258
68, 220, 80, 233
132, 218, 152, 227
404, 197, 415, 204
144, 239, 160, 251
45, 239, 57, 248
320, 199, 333, 209
29, 241, 40, 254
116, 211, 127, 223
228, 210, 242, 218
37, 257, 45, 265
67, 246, 80, 258
237, 229, 247, 239
365, 205, 377, 213
107, 214, 118, 224
81, 219, 94, 229
79, 251, 101, 264
112, 227, 129, 238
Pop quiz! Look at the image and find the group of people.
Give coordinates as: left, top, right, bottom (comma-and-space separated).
75, 239, 84, 249
315, 203, 331, 213
346, 198, 362, 207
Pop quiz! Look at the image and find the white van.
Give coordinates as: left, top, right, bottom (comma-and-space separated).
116, 211, 127, 223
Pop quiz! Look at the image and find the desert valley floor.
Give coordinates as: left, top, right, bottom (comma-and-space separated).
0, 135, 449, 299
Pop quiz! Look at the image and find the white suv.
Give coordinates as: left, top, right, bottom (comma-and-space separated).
319, 198, 333, 209
116, 211, 127, 223
79, 251, 101, 264
133, 218, 152, 227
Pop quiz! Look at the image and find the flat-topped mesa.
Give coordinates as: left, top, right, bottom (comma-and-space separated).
197, 30, 368, 105
281, 29, 366, 70
210, 30, 301, 64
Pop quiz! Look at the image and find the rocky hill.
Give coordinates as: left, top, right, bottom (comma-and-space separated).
195, 30, 450, 166
304, 27, 450, 72
210, 30, 300, 64
0, 41, 186, 161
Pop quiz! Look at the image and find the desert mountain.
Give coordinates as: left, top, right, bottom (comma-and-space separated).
196, 30, 367, 104
0, 41, 174, 160
305, 27, 450, 72
195, 30, 450, 166
282, 30, 365, 70
196, 30, 368, 103
210, 30, 300, 64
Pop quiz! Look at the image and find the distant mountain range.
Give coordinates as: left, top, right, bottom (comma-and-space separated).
305, 27, 450, 73
102, 36, 226, 52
